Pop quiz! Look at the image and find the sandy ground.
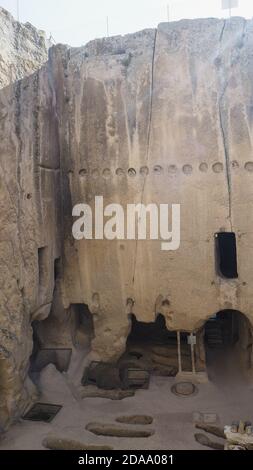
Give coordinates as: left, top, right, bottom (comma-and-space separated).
0, 347, 252, 451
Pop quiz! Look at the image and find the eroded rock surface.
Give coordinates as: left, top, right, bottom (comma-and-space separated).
0, 52, 61, 428
1, 17, 253, 429
0, 7, 48, 88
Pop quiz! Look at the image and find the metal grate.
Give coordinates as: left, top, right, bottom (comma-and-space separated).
22, 403, 62, 423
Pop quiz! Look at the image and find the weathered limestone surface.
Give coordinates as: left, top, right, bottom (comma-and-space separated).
0, 7, 48, 88
60, 18, 253, 354
1, 16, 253, 428
0, 63, 61, 428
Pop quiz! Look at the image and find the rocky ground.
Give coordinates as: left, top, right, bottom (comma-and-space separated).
0, 352, 252, 450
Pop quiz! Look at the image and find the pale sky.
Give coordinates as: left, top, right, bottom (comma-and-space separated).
0, 0, 252, 46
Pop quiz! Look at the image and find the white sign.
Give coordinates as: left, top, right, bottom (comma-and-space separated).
222, 0, 239, 10
188, 334, 197, 346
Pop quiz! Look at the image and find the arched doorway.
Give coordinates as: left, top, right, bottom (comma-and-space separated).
204, 310, 253, 383
119, 314, 201, 377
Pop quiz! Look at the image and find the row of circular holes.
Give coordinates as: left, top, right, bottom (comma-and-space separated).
77, 161, 253, 178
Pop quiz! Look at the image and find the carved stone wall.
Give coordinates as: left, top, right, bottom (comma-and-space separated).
1, 17, 253, 428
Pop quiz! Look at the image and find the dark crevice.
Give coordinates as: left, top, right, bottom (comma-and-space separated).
219, 19, 226, 43
146, 28, 158, 161
38, 164, 60, 171
47, 51, 65, 261
218, 99, 232, 224
14, 80, 27, 275
132, 28, 158, 285
218, 19, 232, 230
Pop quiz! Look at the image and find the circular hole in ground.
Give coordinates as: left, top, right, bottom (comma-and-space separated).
171, 382, 198, 397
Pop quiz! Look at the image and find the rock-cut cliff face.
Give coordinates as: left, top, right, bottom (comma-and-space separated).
0, 7, 48, 88
1, 17, 253, 429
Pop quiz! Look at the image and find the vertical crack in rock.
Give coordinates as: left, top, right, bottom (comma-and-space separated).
218, 19, 233, 230
219, 93, 232, 227
218, 19, 246, 232
146, 29, 158, 162
47, 48, 64, 254
219, 19, 226, 43
14, 80, 26, 269
132, 28, 158, 285
241, 18, 247, 45
33, 72, 44, 229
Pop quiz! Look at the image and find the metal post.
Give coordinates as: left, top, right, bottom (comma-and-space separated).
106, 16, 109, 37
177, 331, 182, 373
190, 333, 196, 375
221, 0, 239, 19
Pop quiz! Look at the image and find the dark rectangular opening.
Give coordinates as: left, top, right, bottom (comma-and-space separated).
38, 247, 48, 289
22, 403, 62, 423
215, 232, 238, 279
54, 258, 61, 281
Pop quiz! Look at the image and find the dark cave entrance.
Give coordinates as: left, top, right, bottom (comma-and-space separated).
120, 314, 202, 377
29, 302, 95, 382
204, 310, 253, 382
70, 303, 95, 350
215, 232, 238, 279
